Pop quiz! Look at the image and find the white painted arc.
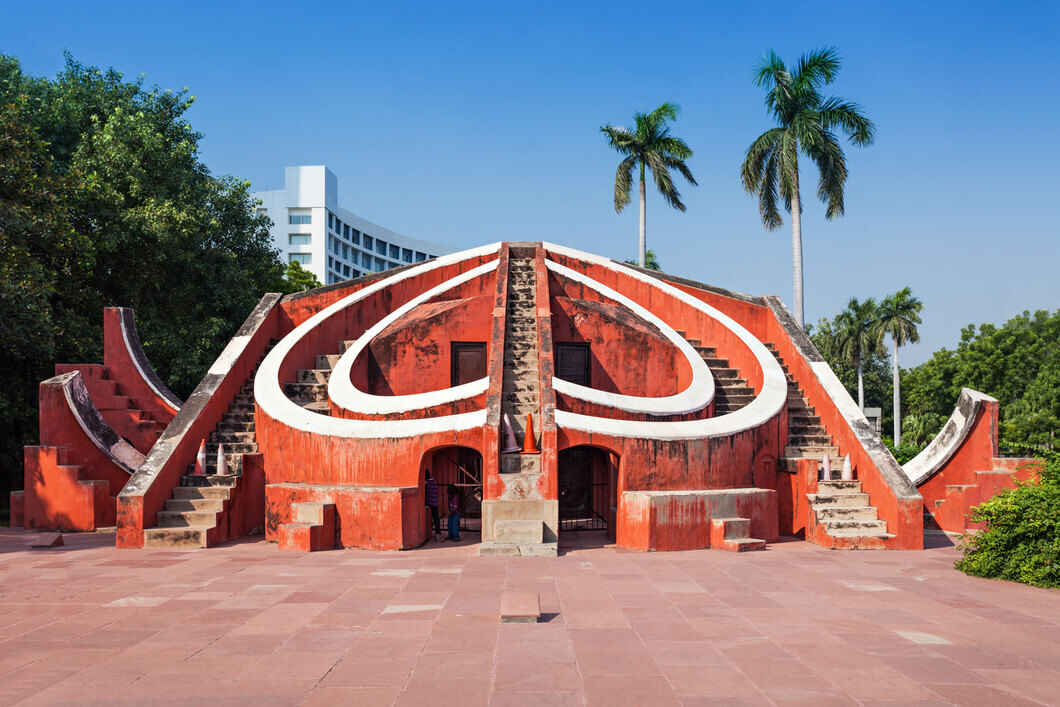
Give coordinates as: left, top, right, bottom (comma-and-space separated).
118, 314, 181, 414
328, 260, 497, 414
542, 241, 788, 441
254, 243, 501, 438
545, 259, 714, 415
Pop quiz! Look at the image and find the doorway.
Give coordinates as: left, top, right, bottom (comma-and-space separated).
558, 446, 615, 532
426, 446, 483, 533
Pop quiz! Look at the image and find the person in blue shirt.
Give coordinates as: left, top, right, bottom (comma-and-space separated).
447, 485, 461, 542
425, 469, 440, 541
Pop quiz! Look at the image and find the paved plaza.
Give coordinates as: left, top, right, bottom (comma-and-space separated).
1, 531, 1058, 706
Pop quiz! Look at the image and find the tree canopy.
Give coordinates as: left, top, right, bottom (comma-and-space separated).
903, 310, 1060, 451
0, 53, 307, 505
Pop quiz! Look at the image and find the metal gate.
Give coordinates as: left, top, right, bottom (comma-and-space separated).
559, 447, 609, 531
439, 447, 482, 533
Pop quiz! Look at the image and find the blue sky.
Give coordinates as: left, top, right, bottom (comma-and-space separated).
4, 0, 1058, 368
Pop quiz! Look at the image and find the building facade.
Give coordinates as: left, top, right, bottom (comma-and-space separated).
253, 166, 451, 285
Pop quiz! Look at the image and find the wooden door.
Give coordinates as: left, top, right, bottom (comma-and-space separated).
451, 342, 487, 386
556, 342, 591, 386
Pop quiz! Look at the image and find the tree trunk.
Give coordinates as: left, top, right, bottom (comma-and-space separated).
857, 357, 864, 411
638, 162, 647, 268
893, 338, 901, 446
790, 165, 804, 328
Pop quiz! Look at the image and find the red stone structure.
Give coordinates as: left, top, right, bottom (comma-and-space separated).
11, 308, 181, 531
902, 388, 1043, 534
96, 241, 928, 552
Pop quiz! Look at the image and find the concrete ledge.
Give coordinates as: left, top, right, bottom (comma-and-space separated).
618, 488, 777, 552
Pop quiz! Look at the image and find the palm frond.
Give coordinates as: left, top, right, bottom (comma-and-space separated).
645, 153, 685, 211
662, 155, 697, 186
600, 125, 635, 154
758, 150, 783, 229
793, 47, 840, 90
740, 128, 783, 192
613, 156, 635, 213
806, 130, 847, 218
819, 97, 875, 146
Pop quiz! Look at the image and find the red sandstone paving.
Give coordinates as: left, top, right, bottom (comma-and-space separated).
2, 531, 1060, 705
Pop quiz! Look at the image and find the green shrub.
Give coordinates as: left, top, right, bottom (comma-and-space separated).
882, 437, 922, 465
955, 452, 1060, 588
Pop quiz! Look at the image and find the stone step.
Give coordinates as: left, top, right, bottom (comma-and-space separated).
157, 510, 219, 527
180, 473, 239, 489
316, 354, 340, 369
788, 434, 833, 446
785, 445, 840, 460
171, 487, 232, 502
143, 527, 210, 549
303, 401, 331, 415
218, 421, 255, 433
694, 346, 718, 357
807, 492, 870, 506
165, 498, 225, 512
297, 369, 331, 385
710, 368, 738, 379
821, 519, 889, 533
204, 442, 257, 454
814, 505, 878, 521
818, 480, 863, 493
790, 415, 821, 426
825, 529, 895, 540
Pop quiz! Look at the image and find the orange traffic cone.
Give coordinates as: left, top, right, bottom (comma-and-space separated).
522, 413, 540, 454
192, 439, 207, 475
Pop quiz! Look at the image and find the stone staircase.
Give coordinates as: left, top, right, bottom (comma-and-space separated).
763, 343, 841, 470
481, 250, 556, 557
710, 516, 766, 552
278, 501, 336, 551
60, 364, 167, 454
283, 340, 355, 415
764, 343, 892, 549
808, 480, 893, 549
677, 332, 754, 415
143, 341, 275, 549
502, 255, 540, 446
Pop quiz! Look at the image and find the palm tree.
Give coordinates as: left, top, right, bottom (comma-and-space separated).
833, 297, 881, 411
602, 103, 697, 268
876, 287, 923, 446
740, 48, 875, 327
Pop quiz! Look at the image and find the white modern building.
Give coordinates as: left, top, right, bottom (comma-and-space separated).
253, 166, 452, 286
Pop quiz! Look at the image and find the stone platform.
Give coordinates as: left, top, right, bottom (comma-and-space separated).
1, 529, 1059, 705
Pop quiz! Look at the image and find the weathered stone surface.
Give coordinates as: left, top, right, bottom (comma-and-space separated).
493, 519, 542, 544
500, 591, 540, 623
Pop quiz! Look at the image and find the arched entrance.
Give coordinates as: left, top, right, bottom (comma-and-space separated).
558, 446, 617, 534
424, 446, 483, 535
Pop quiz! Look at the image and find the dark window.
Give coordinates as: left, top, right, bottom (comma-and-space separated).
451, 342, 487, 386
415, 251, 427, 262
375, 239, 387, 255
351, 229, 360, 245
389, 244, 400, 259
363, 235, 373, 250
328, 213, 334, 229
556, 343, 590, 386
344, 224, 350, 238
402, 248, 413, 262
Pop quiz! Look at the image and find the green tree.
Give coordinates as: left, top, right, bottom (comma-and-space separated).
832, 297, 881, 411
877, 287, 923, 446
601, 103, 697, 268
283, 260, 323, 292
0, 53, 288, 502
740, 48, 875, 327
623, 249, 661, 271
903, 310, 1060, 450
811, 312, 893, 427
